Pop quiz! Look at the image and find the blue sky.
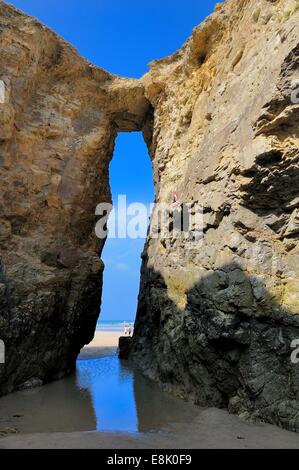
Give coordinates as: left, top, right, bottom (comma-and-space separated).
10, 0, 218, 321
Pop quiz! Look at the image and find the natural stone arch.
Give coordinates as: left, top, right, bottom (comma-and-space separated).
1, 0, 299, 436
0, 2, 152, 394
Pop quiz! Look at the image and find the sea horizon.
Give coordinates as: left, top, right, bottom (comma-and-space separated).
96, 320, 135, 332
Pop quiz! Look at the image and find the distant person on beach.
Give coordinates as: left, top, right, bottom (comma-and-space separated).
123, 322, 134, 335
129, 323, 134, 336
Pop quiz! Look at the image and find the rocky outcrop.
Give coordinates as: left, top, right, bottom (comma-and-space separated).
118, 337, 132, 360
0, 3, 150, 394
131, 0, 299, 432
0, 0, 299, 433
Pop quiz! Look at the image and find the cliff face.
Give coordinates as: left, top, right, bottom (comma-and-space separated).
0, 0, 299, 432
0, 3, 150, 394
131, 0, 299, 431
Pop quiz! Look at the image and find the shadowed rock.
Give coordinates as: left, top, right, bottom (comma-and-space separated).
118, 337, 133, 360
131, 263, 299, 432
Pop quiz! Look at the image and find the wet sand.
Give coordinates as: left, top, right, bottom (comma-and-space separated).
2, 408, 299, 449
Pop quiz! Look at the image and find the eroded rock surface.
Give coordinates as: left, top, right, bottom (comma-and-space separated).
0, 0, 299, 433
0, 2, 150, 394
131, 0, 299, 432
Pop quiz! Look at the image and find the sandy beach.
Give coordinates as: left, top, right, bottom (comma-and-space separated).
79, 331, 124, 358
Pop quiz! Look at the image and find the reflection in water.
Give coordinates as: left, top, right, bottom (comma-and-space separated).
133, 370, 197, 433
76, 355, 198, 433
76, 356, 138, 432
0, 354, 199, 434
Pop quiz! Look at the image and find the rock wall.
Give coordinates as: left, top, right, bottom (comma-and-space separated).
131, 0, 299, 431
1, 0, 299, 433
0, 3, 150, 394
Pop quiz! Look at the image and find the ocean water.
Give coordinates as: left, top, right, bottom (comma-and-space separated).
96, 320, 135, 332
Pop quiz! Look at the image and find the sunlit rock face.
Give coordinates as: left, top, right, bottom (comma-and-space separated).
1, 0, 299, 433
0, 3, 150, 394
131, 0, 299, 431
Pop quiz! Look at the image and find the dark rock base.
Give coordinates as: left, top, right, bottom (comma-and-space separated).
131, 266, 299, 433
118, 336, 132, 360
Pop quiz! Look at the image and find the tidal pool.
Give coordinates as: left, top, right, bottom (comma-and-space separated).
0, 353, 199, 434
